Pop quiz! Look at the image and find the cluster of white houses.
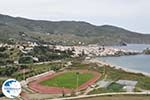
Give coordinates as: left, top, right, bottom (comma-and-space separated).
54, 45, 139, 57
0, 42, 140, 62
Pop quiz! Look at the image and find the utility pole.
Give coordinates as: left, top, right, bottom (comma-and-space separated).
23, 68, 25, 80
76, 72, 79, 94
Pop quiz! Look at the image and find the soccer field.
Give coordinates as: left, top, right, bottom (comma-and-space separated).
40, 71, 94, 89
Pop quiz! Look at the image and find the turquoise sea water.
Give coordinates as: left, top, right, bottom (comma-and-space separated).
97, 44, 150, 73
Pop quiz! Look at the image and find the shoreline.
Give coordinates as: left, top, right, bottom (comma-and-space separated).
88, 58, 150, 77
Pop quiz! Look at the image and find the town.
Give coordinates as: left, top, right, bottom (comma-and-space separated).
0, 41, 140, 65
1, 1, 150, 99
0, 41, 150, 100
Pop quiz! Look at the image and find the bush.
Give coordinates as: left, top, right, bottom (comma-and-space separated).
0, 53, 9, 58
51, 65, 61, 71
19, 56, 33, 64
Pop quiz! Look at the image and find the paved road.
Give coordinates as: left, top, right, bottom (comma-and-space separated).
51, 92, 150, 100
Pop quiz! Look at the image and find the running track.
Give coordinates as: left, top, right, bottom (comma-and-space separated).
28, 70, 101, 94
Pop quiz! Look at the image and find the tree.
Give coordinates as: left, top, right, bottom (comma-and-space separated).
0, 47, 6, 52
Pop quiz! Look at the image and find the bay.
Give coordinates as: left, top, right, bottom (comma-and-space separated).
97, 44, 150, 73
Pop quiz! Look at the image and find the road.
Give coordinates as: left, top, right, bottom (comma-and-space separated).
51, 92, 150, 100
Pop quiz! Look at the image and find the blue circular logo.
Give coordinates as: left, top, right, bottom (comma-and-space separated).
2, 79, 21, 98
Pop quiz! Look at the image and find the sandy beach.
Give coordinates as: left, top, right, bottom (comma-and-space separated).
88, 58, 150, 77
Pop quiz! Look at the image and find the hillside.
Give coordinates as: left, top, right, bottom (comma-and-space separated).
0, 14, 150, 45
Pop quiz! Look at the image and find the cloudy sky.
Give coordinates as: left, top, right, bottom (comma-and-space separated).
0, 0, 150, 33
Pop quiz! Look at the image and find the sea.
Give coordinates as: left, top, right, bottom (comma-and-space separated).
97, 44, 150, 73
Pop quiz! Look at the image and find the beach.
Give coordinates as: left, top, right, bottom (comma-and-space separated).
88, 58, 150, 77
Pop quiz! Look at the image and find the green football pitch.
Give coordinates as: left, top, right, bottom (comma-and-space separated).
40, 71, 94, 89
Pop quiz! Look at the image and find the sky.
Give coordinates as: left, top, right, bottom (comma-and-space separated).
0, 0, 150, 33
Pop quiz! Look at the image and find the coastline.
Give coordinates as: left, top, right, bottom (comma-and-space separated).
88, 58, 150, 77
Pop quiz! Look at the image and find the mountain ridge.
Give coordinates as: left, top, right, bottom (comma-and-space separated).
0, 14, 150, 45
